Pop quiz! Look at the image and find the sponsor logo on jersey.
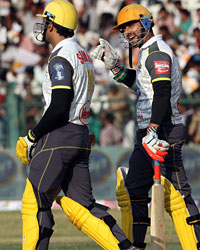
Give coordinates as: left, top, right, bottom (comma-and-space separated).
76, 50, 92, 64
79, 100, 90, 125
154, 60, 170, 74
53, 63, 65, 80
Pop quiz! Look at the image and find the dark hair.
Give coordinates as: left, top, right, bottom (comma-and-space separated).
105, 113, 115, 124
179, 8, 190, 17
174, 1, 181, 5
159, 25, 170, 33
193, 27, 200, 33
53, 22, 74, 38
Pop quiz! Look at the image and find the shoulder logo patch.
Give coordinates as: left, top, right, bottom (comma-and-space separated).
53, 63, 65, 81
154, 60, 170, 74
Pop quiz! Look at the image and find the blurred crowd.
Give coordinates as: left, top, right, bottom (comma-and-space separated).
0, 0, 200, 148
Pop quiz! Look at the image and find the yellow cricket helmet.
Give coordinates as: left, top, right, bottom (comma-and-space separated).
36, 0, 78, 30
113, 4, 153, 30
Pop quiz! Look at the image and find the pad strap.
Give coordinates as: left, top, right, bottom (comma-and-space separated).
131, 197, 151, 203
132, 217, 150, 226
103, 215, 116, 228
87, 202, 109, 211
186, 214, 200, 225
118, 239, 132, 250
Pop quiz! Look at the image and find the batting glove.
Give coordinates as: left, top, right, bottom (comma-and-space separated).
90, 38, 120, 69
16, 130, 36, 165
142, 127, 169, 162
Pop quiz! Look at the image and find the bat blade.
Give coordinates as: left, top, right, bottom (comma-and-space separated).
151, 183, 166, 250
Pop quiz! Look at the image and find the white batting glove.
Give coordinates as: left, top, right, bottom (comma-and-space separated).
142, 127, 169, 163
90, 38, 120, 69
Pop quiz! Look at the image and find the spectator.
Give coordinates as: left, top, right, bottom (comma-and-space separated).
88, 109, 103, 145
100, 112, 123, 146
175, 8, 193, 39
158, 25, 179, 48
107, 84, 130, 129
182, 55, 200, 97
178, 104, 194, 144
156, 6, 176, 35
193, 27, 200, 54
122, 109, 135, 147
188, 106, 200, 144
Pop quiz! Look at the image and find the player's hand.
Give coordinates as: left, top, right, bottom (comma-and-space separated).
142, 127, 169, 162
16, 130, 36, 165
90, 38, 120, 69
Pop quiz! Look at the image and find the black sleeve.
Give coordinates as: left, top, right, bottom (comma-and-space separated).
32, 88, 74, 141
151, 80, 171, 125
145, 51, 172, 125
120, 68, 136, 88
32, 56, 74, 141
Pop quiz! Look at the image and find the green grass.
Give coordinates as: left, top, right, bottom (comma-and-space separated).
0, 209, 181, 250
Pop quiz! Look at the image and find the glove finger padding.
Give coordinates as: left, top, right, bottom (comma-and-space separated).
90, 38, 119, 69
154, 140, 170, 151
90, 44, 104, 61
16, 137, 30, 165
142, 130, 169, 162
142, 142, 166, 162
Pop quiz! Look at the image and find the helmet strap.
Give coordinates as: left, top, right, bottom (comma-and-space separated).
129, 45, 133, 68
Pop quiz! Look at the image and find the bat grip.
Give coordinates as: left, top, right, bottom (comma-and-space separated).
154, 160, 161, 183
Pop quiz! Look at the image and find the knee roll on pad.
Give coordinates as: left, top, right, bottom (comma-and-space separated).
56, 196, 121, 250
161, 176, 199, 250
21, 178, 39, 250
116, 167, 133, 242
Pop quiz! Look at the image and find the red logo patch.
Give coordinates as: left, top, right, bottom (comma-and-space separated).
79, 100, 90, 125
154, 61, 170, 74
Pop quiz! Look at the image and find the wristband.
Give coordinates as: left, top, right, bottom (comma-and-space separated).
147, 127, 157, 133
27, 130, 36, 143
111, 63, 123, 75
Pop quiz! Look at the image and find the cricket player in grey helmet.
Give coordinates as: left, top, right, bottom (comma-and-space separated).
16, 0, 140, 250
91, 3, 200, 250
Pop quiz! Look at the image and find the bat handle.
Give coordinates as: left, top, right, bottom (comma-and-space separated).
154, 160, 161, 183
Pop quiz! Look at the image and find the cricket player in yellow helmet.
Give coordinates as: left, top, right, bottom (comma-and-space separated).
91, 3, 200, 250
16, 0, 138, 249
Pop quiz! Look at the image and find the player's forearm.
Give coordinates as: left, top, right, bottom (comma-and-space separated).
32, 89, 73, 141
111, 63, 136, 88
150, 80, 171, 125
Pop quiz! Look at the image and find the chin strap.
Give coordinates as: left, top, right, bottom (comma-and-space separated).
129, 45, 133, 68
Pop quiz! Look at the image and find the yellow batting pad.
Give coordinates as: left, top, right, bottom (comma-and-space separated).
16, 137, 30, 165
161, 176, 198, 250
116, 167, 133, 242
56, 196, 120, 250
21, 179, 39, 250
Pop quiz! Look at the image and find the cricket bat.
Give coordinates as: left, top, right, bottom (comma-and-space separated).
151, 161, 166, 250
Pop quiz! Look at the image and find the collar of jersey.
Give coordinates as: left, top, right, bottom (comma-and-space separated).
140, 34, 162, 50
52, 37, 75, 53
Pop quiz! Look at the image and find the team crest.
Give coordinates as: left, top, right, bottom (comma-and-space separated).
53, 63, 65, 81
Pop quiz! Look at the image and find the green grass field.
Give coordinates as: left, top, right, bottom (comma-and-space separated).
0, 209, 181, 250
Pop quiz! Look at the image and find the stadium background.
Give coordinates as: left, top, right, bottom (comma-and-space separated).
0, 0, 200, 212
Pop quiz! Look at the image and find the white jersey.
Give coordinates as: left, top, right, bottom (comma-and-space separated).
42, 37, 95, 126
134, 35, 182, 129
